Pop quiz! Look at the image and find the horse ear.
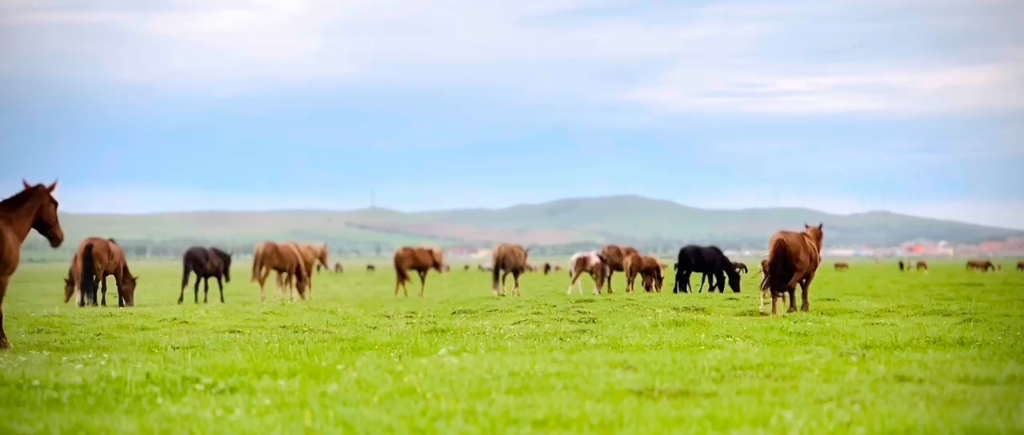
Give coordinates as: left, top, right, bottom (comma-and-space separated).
804, 223, 810, 229
133, 275, 140, 281
48, 179, 59, 193
817, 223, 823, 230
22, 179, 31, 190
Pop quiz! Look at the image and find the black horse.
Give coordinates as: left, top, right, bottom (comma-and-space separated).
898, 260, 905, 272
178, 246, 232, 304
673, 245, 741, 294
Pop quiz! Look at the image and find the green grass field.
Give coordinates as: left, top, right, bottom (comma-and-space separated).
1, 260, 1023, 433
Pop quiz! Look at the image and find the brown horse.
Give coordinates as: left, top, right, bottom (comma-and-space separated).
334, 262, 344, 273
69, 238, 138, 308
567, 251, 609, 295
834, 262, 850, 271
251, 241, 309, 302
367, 264, 376, 273
543, 262, 552, 275
764, 223, 824, 316
966, 260, 995, 272
284, 243, 329, 299
1, 180, 64, 349
599, 245, 640, 294
464, 264, 471, 271
1017, 261, 1024, 272
733, 262, 749, 274
623, 253, 663, 293
492, 244, 528, 297
178, 246, 231, 304
916, 261, 928, 271
393, 246, 444, 297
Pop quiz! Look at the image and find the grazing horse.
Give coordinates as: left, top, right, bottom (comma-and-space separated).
673, 245, 740, 294
0, 180, 64, 349
624, 253, 663, 293
178, 246, 232, 304
764, 223, 824, 316
284, 243, 329, 299
599, 245, 640, 294
1017, 261, 1024, 272
334, 262, 343, 273
464, 264, 470, 271
251, 241, 309, 302
916, 261, 928, 271
733, 262, 749, 274
966, 260, 995, 272
566, 251, 609, 295
834, 262, 850, 271
367, 264, 376, 273
492, 244, 529, 297
393, 246, 444, 297
70, 238, 138, 308
898, 260, 905, 272
543, 262, 552, 275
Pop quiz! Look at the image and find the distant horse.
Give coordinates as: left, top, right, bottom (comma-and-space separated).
1017, 261, 1023, 272
367, 264, 376, 273
393, 246, 444, 297
178, 246, 232, 304
554, 265, 562, 273
599, 245, 640, 294
1, 180, 64, 349
916, 261, 928, 271
764, 223, 824, 316
898, 260, 905, 272
733, 262, 749, 274
70, 238, 138, 308
543, 262, 552, 275
966, 260, 995, 272
673, 245, 740, 294
444, 264, 451, 272
334, 262, 343, 273
492, 244, 528, 297
567, 251, 609, 295
251, 241, 309, 302
834, 262, 849, 271
624, 253, 663, 293
464, 264, 470, 271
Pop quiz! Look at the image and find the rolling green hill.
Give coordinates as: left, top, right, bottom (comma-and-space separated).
23, 195, 1022, 256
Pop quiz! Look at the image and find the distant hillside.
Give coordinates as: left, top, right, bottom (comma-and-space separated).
24, 195, 1022, 255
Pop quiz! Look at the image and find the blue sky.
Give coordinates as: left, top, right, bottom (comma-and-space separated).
2, 0, 1023, 229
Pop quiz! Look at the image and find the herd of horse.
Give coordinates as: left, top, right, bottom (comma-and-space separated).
2, 180, 1023, 351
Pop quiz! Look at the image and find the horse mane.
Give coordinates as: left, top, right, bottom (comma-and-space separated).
210, 247, 231, 261
107, 238, 118, 245
0, 185, 41, 212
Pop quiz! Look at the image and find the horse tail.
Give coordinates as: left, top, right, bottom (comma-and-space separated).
181, 255, 191, 290
81, 243, 97, 303
766, 236, 790, 292
491, 262, 501, 292
251, 245, 262, 282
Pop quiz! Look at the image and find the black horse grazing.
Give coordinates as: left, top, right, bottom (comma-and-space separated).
673, 245, 741, 294
178, 246, 232, 304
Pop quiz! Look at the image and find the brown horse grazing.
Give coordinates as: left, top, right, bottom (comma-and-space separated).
492, 244, 528, 297
599, 245, 640, 294
623, 253, 663, 293
393, 246, 444, 297
966, 260, 995, 272
251, 241, 309, 302
554, 265, 562, 272
916, 261, 928, 271
733, 262, 749, 274
567, 251, 609, 295
1, 180, 64, 349
1017, 261, 1024, 271
285, 243, 329, 299
70, 238, 138, 308
834, 262, 850, 271
464, 264, 471, 271
334, 262, 343, 273
367, 264, 376, 273
543, 262, 552, 275
178, 246, 232, 304
764, 223, 824, 316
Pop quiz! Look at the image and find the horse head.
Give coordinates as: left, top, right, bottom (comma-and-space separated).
22, 179, 64, 248
121, 275, 139, 307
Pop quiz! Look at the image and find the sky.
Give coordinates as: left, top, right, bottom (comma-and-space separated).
1, 0, 1023, 229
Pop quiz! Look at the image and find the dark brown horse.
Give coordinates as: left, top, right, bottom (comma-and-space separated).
367, 264, 376, 273
492, 244, 528, 297
733, 262, 748, 274
1017, 261, 1023, 272
567, 251, 608, 295
334, 262, 344, 273
178, 246, 232, 304
543, 262, 552, 275
764, 223, 824, 316
966, 260, 995, 272
599, 245, 640, 294
834, 262, 849, 271
464, 264, 471, 271
393, 246, 444, 297
251, 241, 309, 302
916, 261, 928, 271
1, 180, 64, 349
69, 238, 138, 308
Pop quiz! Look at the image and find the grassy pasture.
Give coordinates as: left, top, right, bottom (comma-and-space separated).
1, 260, 1023, 434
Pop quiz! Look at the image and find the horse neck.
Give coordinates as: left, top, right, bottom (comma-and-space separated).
119, 260, 133, 279
0, 192, 42, 244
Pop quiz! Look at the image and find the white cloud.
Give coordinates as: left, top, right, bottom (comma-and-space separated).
3, 0, 1021, 115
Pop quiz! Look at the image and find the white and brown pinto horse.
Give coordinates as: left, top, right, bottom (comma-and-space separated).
566, 251, 609, 295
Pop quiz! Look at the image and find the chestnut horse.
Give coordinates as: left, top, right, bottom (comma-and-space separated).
764, 223, 824, 316
69, 238, 138, 308
567, 251, 608, 295
393, 246, 444, 297
599, 245, 639, 294
178, 246, 231, 304
251, 241, 309, 302
623, 253, 663, 293
492, 244, 528, 297
916, 261, 928, 271
0, 180, 64, 349
286, 243, 329, 299
834, 262, 849, 271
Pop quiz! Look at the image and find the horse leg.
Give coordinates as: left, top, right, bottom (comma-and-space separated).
698, 273, 706, 293
394, 271, 403, 297
178, 267, 190, 305
113, 274, 124, 308
0, 276, 10, 349
99, 276, 108, 307
799, 274, 815, 312
500, 271, 509, 296
203, 277, 210, 303
418, 271, 427, 298
567, 269, 584, 295
193, 274, 202, 304
217, 276, 225, 303
606, 270, 615, 294
513, 271, 521, 296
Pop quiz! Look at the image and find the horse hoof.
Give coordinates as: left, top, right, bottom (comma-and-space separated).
0, 339, 10, 350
